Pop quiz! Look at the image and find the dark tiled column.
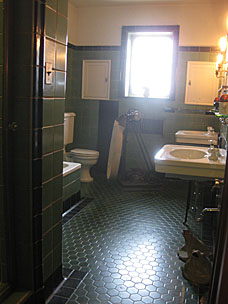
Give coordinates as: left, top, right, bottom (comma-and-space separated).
2, 0, 67, 302
0, 0, 7, 287
42, 0, 68, 298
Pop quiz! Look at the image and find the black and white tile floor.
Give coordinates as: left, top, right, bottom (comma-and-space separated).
60, 174, 213, 304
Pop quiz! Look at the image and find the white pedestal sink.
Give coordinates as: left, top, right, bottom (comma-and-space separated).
154, 145, 226, 178
175, 130, 218, 145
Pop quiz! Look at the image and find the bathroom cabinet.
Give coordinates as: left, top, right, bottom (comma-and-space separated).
82, 60, 111, 100
185, 61, 218, 106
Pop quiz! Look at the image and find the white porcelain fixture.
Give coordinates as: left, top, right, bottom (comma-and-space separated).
69, 148, 99, 182
63, 161, 81, 177
154, 145, 226, 178
169, 148, 207, 160
64, 112, 99, 183
175, 130, 218, 145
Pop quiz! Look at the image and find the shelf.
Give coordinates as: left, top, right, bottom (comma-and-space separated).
214, 112, 228, 124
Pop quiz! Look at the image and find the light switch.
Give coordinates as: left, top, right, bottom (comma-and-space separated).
45, 62, 53, 84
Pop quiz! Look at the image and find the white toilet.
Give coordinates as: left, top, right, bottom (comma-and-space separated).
64, 112, 99, 183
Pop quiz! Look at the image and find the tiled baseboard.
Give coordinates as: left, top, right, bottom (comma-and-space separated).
63, 191, 81, 214
46, 268, 87, 304
62, 197, 93, 225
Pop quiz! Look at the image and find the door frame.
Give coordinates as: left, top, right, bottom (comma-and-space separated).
1, 0, 16, 300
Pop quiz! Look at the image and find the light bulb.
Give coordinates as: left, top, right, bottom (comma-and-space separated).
220, 36, 227, 52
217, 53, 224, 64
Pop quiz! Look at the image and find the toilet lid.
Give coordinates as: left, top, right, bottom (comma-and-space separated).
71, 148, 99, 157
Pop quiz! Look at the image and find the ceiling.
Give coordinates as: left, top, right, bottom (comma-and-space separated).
70, 0, 216, 8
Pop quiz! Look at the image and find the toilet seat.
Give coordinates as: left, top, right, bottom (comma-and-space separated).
70, 148, 99, 158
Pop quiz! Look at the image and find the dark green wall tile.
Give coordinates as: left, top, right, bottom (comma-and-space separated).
52, 199, 62, 225
63, 169, 80, 186
0, 157, 3, 184
42, 180, 53, 209
199, 52, 210, 61
56, 14, 67, 44
0, 65, 3, 94
43, 72, 55, 97
52, 175, 63, 202
63, 179, 80, 201
14, 213, 33, 243
45, 7, 56, 40
53, 243, 62, 271
53, 125, 64, 150
42, 205, 53, 234
14, 158, 31, 187
55, 71, 66, 97
14, 102, 31, 129
56, 43, 66, 71
14, 129, 31, 158
0, 4, 3, 34
15, 242, 33, 289
53, 150, 63, 176
43, 253, 53, 282
42, 229, 53, 258
209, 52, 217, 62
14, 33, 33, 66
14, 1, 33, 34
14, 65, 33, 98
45, 38, 55, 67
0, 34, 3, 65
43, 99, 54, 126
42, 127, 54, 154
42, 153, 53, 182
0, 129, 2, 157
0, 185, 3, 202
58, 0, 68, 17
54, 99, 65, 125
53, 222, 62, 246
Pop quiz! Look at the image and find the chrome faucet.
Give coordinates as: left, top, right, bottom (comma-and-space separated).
208, 140, 220, 160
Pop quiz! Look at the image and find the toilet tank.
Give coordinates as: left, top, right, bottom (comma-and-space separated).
64, 112, 76, 145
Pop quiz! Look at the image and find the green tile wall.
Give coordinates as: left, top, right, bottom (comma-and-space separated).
0, 0, 6, 286
66, 47, 219, 170
1, 0, 67, 300
42, 0, 68, 284
66, 48, 121, 151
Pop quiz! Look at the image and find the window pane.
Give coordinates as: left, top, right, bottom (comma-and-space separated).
125, 32, 174, 99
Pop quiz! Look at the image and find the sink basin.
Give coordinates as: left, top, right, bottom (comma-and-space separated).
154, 145, 226, 178
175, 130, 218, 145
169, 148, 207, 159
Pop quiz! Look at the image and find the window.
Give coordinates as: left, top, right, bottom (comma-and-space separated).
121, 26, 179, 100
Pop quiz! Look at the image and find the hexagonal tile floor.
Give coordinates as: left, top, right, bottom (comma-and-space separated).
62, 174, 212, 304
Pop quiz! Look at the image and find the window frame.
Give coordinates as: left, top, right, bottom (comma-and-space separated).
121, 25, 180, 101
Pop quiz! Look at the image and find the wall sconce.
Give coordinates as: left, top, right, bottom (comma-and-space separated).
215, 37, 228, 81
215, 17, 228, 113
